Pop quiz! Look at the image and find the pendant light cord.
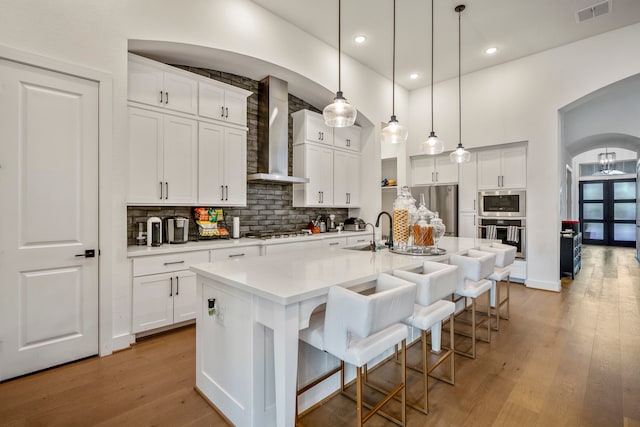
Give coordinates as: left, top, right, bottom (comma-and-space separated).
338, 0, 342, 92
430, 0, 434, 132
392, 0, 396, 116
458, 6, 462, 147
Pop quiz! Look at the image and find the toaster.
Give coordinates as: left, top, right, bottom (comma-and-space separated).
165, 217, 189, 244
344, 217, 366, 231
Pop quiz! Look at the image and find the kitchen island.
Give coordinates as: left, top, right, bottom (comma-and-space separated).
190, 236, 490, 427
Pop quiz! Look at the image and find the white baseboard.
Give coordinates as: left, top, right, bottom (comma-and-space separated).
525, 278, 561, 292
111, 333, 135, 352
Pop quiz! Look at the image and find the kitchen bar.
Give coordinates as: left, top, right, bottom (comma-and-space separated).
190, 236, 494, 427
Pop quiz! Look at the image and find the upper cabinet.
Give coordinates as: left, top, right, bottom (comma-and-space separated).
128, 107, 198, 204
458, 152, 478, 211
199, 80, 251, 127
477, 145, 527, 190
411, 155, 458, 185
291, 110, 361, 208
128, 54, 198, 115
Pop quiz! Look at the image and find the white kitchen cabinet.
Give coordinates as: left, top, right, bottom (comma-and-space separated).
211, 245, 260, 260
322, 236, 348, 248
199, 79, 251, 127
131, 251, 209, 334
128, 107, 198, 204
458, 211, 478, 238
477, 145, 527, 190
347, 234, 374, 246
458, 152, 477, 211
128, 53, 197, 115
293, 143, 334, 206
263, 239, 323, 255
333, 150, 360, 207
334, 125, 361, 152
411, 154, 458, 185
292, 109, 333, 146
198, 122, 247, 206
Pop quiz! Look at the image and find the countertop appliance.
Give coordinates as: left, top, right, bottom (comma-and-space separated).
165, 217, 189, 244
147, 217, 162, 247
344, 217, 366, 231
479, 190, 526, 217
410, 185, 458, 237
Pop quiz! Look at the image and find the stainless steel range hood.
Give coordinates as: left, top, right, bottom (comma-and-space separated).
247, 76, 310, 184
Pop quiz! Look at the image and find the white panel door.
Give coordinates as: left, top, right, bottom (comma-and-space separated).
305, 145, 333, 206
163, 115, 197, 204
477, 149, 502, 189
224, 90, 248, 126
162, 71, 197, 115
411, 156, 436, 185
132, 273, 174, 333
198, 121, 225, 204
224, 128, 247, 206
0, 59, 99, 381
128, 107, 164, 203
128, 57, 164, 108
434, 156, 459, 184
173, 271, 197, 323
500, 146, 527, 189
198, 80, 226, 121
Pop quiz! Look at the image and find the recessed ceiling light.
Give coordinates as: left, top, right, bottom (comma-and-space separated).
354, 35, 367, 44
410, 73, 419, 80
485, 47, 498, 55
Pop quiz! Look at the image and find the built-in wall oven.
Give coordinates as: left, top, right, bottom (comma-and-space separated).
479, 190, 526, 217
478, 218, 526, 259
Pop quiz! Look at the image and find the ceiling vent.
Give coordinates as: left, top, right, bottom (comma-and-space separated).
575, 0, 611, 23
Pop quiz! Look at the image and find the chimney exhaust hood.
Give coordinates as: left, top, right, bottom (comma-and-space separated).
247, 76, 310, 184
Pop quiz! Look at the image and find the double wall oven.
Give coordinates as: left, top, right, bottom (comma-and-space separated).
478, 190, 526, 259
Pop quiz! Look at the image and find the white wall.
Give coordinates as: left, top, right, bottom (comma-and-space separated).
0, 0, 408, 350
408, 23, 640, 291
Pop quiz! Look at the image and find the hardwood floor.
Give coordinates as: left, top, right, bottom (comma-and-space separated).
1, 245, 638, 426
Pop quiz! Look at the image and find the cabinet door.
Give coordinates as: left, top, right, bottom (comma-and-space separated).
334, 151, 360, 207
173, 271, 197, 323
306, 145, 333, 205
334, 125, 361, 152
162, 71, 198, 115
198, 122, 225, 204
128, 107, 164, 203
223, 128, 247, 206
199, 81, 226, 121
458, 211, 478, 238
305, 113, 333, 145
458, 152, 477, 211
500, 146, 527, 189
128, 58, 164, 108
411, 156, 436, 185
323, 237, 348, 248
477, 150, 502, 190
132, 272, 174, 333
224, 90, 248, 126
434, 156, 458, 184
163, 115, 198, 204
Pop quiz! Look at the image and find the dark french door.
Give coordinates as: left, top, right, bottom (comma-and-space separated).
579, 179, 636, 247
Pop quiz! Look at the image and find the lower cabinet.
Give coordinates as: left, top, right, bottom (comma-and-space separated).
131, 250, 209, 334
458, 211, 477, 238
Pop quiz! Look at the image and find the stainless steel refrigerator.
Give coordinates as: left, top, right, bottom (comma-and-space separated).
410, 185, 458, 237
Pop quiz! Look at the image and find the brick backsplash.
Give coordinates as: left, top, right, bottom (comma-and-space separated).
127, 67, 349, 245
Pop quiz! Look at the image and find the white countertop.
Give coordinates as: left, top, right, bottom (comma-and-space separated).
127, 230, 372, 257
190, 236, 490, 305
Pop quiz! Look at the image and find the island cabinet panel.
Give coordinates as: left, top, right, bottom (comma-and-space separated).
196, 278, 275, 427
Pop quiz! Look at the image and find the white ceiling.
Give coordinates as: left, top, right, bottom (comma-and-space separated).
250, 0, 640, 91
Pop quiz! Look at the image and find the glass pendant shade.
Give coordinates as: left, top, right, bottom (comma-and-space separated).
598, 150, 616, 172
421, 131, 445, 154
323, 92, 357, 128
382, 115, 408, 144
450, 143, 471, 163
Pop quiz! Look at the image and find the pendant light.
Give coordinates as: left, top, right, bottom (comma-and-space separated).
323, 0, 357, 127
450, 4, 471, 164
381, 0, 408, 144
421, 0, 444, 155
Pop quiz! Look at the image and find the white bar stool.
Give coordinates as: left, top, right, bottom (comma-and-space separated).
478, 243, 517, 331
297, 274, 416, 426
448, 249, 496, 359
391, 261, 458, 414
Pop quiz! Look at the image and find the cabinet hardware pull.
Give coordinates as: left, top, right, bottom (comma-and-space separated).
165, 182, 168, 199
159, 91, 163, 104
329, 242, 340, 246
169, 277, 173, 297
221, 106, 225, 117
176, 276, 179, 295
498, 176, 500, 187
356, 239, 366, 243
225, 185, 229, 201
473, 199, 476, 210
159, 182, 163, 200
163, 261, 185, 266
165, 92, 169, 104
228, 253, 245, 258
436, 171, 439, 182
346, 138, 350, 147
221, 185, 224, 200
225, 107, 229, 118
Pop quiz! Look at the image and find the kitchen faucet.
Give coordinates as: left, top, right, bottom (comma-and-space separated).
375, 211, 394, 249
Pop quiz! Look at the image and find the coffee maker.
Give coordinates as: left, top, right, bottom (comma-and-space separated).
165, 217, 189, 244
147, 217, 162, 247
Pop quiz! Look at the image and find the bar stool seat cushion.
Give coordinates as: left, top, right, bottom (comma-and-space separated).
404, 300, 455, 330
479, 244, 516, 268
344, 323, 408, 367
487, 266, 510, 282
458, 278, 492, 298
